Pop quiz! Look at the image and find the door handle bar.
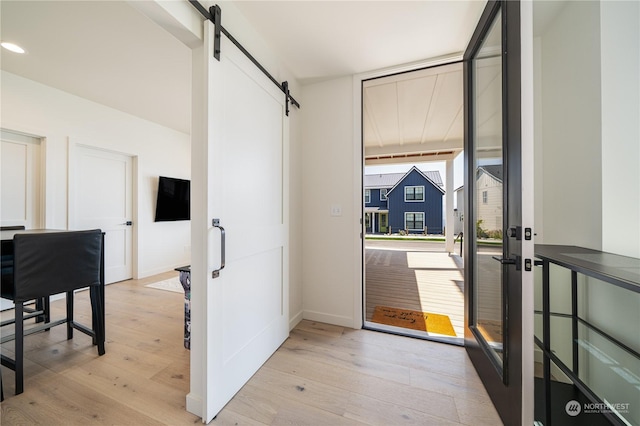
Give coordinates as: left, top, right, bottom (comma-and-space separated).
212, 218, 225, 278
492, 256, 516, 265
492, 255, 521, 271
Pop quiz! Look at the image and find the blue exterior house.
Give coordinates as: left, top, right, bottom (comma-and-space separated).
364, 166, 444, 235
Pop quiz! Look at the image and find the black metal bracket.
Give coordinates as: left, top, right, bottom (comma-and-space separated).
211, 5, 221, 61
282, 81, 290, 116
190, 1, 301, 112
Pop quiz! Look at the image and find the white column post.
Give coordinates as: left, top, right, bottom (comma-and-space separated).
445, 159, 455, 253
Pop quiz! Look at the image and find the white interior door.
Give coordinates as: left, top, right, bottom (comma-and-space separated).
0, 130, 42, 229
71, 145, 133, 284
1, 129, 42, 310
196, 20, 289, 422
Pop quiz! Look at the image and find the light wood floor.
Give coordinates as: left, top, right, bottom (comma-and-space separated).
1, 272, 502, 425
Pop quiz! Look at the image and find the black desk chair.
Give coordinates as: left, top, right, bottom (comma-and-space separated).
0, 229, 106, 395
1, 225, 48, 328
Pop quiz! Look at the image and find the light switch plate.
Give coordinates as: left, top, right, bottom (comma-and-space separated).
330, 204, 342, 216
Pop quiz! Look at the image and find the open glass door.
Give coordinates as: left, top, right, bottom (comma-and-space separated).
463, 1, 527, 424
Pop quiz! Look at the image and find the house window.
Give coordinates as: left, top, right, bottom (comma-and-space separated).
405, 212, 424, 230
365, 189, 371, 204
404, 185, 424, 202
482, 190, 488, 204
380, 188, 388, 201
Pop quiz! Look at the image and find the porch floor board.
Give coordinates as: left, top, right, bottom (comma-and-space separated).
365, 240, 465, 338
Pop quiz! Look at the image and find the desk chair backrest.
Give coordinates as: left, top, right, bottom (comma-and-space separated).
13, 230, 103, 303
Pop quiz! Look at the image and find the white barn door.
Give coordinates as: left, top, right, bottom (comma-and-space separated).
192, 21, 289, 422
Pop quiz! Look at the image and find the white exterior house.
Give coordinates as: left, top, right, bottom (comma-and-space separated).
476, 165, 503, 233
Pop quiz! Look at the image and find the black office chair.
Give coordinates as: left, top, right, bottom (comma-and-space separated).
1, 225, 48, 326
0, 229, 106, 395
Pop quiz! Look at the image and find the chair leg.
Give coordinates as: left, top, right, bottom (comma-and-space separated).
40, 296, 51, 331
90, 286, 105, 356
35, 298, 44, 323
15, 301, 24, 395
66, 291, 74, 340
44, 296, 51, 329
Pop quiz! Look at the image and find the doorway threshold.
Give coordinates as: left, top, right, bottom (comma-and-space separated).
364, 320, 464, 346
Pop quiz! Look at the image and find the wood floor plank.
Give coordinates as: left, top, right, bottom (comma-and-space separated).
248, 367, 351, 417
343, 392, 464, 426
264, 344, 462, 424
1, 271, 501, 425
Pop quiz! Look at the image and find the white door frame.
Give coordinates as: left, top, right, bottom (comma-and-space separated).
353, 54, 464, 331
67, 140, 138, 280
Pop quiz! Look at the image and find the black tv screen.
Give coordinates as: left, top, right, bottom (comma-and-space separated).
154, 176, 190, 222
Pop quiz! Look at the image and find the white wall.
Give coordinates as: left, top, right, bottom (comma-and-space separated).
600, 0, 640, 258
536, 0, 602, 250
0, 70, 191, 277
301, 76, 361, 327
595, 4, 640, 424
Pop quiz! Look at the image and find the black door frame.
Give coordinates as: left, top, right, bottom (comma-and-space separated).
463, 1, 522, 425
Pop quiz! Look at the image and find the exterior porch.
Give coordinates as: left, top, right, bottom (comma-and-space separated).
365, 239, 465, 339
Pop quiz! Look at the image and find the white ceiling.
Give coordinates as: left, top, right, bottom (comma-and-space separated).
233, 1, 486, 84
0, 0, 192, 134
363, 62, 464, 164
0, 0, 487, 139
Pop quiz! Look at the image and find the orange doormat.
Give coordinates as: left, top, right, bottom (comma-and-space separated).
371, 306, 456, 336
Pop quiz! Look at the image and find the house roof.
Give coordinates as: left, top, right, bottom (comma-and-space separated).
364, 168, 443, 189
381, 166, 446, 195
477, 165, 503, 183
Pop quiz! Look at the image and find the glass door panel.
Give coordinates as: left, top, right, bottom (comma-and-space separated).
472, 10, 504, 368
464, 1, 525, 424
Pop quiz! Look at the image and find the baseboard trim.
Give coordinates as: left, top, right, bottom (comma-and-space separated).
302, 310, 355, 328
186, 392, 202, 420
289, 310, 303, 331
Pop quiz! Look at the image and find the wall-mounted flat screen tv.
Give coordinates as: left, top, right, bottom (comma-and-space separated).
154, 176, 190, 222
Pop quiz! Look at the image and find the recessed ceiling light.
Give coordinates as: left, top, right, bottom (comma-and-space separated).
1, 42, 27, 54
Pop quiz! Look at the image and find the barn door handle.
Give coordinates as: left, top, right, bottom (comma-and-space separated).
212, 218, 225, 278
